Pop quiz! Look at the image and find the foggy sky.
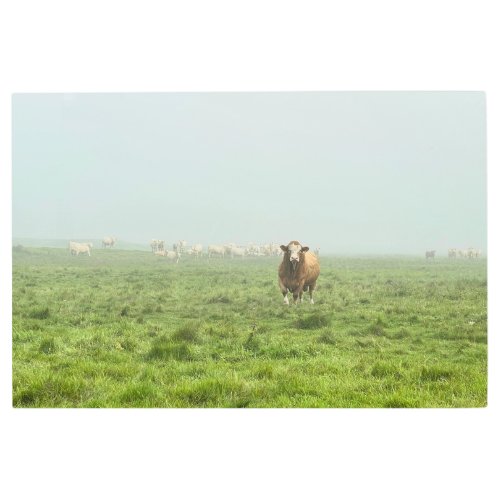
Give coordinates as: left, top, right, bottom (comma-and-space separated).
12, 92, 486, 254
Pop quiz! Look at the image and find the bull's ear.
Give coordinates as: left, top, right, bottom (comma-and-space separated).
301, 246, 309, 253
280, 245, 288, 252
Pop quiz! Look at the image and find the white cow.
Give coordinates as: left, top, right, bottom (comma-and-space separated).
154, 250, 166, 257
269, 243, 283, 256
173, 240, 188, 253
151, 239, 165, 252
102, 236, 116, 248
261, 244, 272, 256
208, 245, 225, 258
247, 243, 261, 256
69, 241, 93, 256
150, 239, 160, 252
191, 244, 203, 258
165, 250, 180, 263
230, 246, 247, 258
467, 247, 481, 259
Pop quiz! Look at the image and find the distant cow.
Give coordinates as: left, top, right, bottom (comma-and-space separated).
150, 239, 165, 252
247, 243, 262, 256
278, 241, 320, 305
102, 236, 116, 248
191, 244, 203, 258
69, 241, 93, 256
165, 250, 180, 263
208, 245, 225, 258
466, 247, 481, 259
270, 243, 283, 256
174, 240, 187, 253
229, 246, 247, 258
448, 248, 457, 258
425, 250, 436, 259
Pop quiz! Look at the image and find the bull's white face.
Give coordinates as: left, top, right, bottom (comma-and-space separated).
281, 242, 309, 270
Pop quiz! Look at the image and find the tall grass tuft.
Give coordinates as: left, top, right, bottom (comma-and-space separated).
29, 307, 50, 320
317, 331, 336, 345
420, 366, 453, 382
173, 322, 201, 343
367, 317, 386, 336
147, 335, 194, 361
207, 295, 232, 304
296, 312, 331, 330
39, 337, 58, 354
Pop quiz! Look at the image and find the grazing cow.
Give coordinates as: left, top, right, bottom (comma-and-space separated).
69, 241, 93, 256
247, 243, 262, 256
150, 239, 160, 252
208, 245, 225, 258
466, 247, 481, 259
174, 240, 187, 253
102, 236, 116, 248
457, 248, 476, 258
270, 243, 282, 256
230, 246, 247, 258
154, 250, 166, 257
165, 250, 180, 263
278, 241, 320, 305
191, 244, 203, 258
425, 250, 436, 259
448, 248, 457, 258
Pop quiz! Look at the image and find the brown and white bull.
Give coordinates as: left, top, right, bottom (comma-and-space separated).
278, 241, 320, 305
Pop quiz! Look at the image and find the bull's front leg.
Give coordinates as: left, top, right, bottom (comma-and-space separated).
293, 282, 306, 304
279, 279, 289, 305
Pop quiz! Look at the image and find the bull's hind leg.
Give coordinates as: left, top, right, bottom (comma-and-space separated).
309, 281, 317, 304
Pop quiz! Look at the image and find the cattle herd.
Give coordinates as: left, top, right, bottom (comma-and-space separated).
447, 248, 482, 259
149, 240, 285, 261
425, 248, 482, 259
67, 238, 482, 261
68, 241, 93, 256
67, 237, 287, 260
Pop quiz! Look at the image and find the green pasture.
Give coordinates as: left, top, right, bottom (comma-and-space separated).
12, 247, 487, 407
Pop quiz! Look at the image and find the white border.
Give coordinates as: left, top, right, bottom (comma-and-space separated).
1, 1, 498, 499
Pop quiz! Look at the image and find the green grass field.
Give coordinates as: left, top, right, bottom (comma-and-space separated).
12, 247, 487, 408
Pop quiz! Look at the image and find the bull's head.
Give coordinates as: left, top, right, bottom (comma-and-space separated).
280, 241, 309, 271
